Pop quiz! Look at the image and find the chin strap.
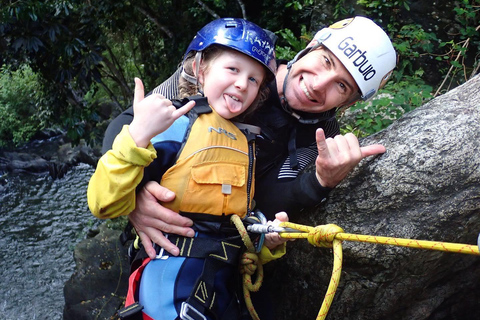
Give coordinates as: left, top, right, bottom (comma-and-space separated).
280, 68, 334, 125
280, 41, 336, 126
181, 52, 205, 96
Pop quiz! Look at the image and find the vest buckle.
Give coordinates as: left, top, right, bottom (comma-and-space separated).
180, 302, 207, 320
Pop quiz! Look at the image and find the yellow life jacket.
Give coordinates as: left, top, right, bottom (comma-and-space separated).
160, 98, 257, 218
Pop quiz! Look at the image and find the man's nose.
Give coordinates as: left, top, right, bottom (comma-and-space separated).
312, 74, 333, 92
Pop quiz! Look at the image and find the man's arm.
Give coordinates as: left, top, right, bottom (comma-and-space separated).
253, 129, 385, 219
253, 164, 331, 219
131, 181, 194, 258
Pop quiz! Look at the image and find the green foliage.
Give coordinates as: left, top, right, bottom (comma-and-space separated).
275, 25, 310, 60
340, 75, 433, 136
338, 0, 480, 135
357, 0, 480, 95
392, 24, 439, 80
332, 0, 353, 18
0, 65, 45, 147
1, 0, 479, 146
285, 0, 314, 10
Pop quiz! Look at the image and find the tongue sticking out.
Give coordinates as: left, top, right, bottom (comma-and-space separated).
225, 94, 242, 113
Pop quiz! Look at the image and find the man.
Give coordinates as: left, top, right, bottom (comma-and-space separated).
102, 16, 396, 259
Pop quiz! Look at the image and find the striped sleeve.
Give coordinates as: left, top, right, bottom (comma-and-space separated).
152, 67, 181, 99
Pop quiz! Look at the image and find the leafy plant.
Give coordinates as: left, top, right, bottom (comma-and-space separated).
275, 25, 310, 60
0, 65, 45, 147
285, 0, 314, 10
340, 75, 433, 136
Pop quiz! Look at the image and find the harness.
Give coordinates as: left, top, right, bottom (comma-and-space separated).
119, 96, 260, 320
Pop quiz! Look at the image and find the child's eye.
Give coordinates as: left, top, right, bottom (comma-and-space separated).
228, 67, 239, 72
249, 77, 258, 84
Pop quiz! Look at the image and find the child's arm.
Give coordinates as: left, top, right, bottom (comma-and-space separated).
87, 125, 157, 219
264, 212, 289, 249
87, 78, 194, 219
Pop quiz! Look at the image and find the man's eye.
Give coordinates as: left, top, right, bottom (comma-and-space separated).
338, 82, 348, 93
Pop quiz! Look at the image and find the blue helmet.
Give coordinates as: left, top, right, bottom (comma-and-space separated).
184, 18, 276, 79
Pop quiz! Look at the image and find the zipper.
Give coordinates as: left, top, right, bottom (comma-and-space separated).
245, 129, 256, 217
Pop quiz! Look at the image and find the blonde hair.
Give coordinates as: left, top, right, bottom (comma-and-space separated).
179, 45, 270, 119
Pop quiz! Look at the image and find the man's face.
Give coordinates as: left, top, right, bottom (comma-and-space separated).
283, 46, 359, 113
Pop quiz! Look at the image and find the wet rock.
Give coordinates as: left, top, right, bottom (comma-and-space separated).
0, 138, 100, 179
63, 223, 130, 320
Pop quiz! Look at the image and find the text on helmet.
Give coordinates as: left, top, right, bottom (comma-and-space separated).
338, 37, 376, 81
246, 33, 274, 61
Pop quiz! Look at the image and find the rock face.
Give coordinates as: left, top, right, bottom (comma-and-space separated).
268, 75, 480, 319
63, 224, 130, 320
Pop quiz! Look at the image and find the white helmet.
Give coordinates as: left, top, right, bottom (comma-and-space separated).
288, 16, 397, 101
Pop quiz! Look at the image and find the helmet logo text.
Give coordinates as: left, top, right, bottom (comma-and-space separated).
338, 37, 376, 81
208, 127, 237, 140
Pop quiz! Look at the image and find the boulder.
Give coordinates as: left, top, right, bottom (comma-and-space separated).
63, 224, 130, 320
0, 137, 100, 179
268, 75, 480, 319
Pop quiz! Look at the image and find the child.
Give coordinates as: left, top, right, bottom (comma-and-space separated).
87, 18, 285, 320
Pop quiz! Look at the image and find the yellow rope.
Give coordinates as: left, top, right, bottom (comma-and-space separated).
277, 221, 480, 320
279, 222, 480, 255
231, 215, 263, 320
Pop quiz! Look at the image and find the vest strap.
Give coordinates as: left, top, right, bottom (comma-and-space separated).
156, 234, 244, 265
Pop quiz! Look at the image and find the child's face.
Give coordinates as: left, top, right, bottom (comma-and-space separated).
198, 50, 266, 119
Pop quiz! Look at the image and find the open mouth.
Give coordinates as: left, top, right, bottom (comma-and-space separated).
227, 94, 240, 101
300, 78, 317, 102
224, 93, 243, 113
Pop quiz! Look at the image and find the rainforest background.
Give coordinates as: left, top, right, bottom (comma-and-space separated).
1, 0, 479, 148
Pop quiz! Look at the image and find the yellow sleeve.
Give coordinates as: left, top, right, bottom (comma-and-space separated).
258, 242, 287, 265
87, 125, 157, 219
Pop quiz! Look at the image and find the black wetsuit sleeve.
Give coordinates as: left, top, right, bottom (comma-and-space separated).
101, 107, 134, 154
254, 165, 331, 220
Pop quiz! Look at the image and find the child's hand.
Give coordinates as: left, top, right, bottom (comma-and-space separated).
264, 211, 290, 249
129, 78, 195, 147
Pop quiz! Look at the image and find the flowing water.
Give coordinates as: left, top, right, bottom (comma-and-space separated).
0, 164, 101, 320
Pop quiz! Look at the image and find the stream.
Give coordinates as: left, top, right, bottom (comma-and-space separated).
0, 164, 101, 320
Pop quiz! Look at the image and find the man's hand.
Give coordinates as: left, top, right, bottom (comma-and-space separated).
129, 181, 195, 259
315, 128, 386, 188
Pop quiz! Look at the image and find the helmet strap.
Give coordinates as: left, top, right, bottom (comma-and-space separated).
180, 69, 197, 85
180, 52, 205, 97
180, 51, 203, 87
193, 52, 205, 96
281, 56, 325, 125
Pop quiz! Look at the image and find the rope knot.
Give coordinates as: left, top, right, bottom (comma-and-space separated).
240, 252, 259, 276
308, 224, 344, 248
